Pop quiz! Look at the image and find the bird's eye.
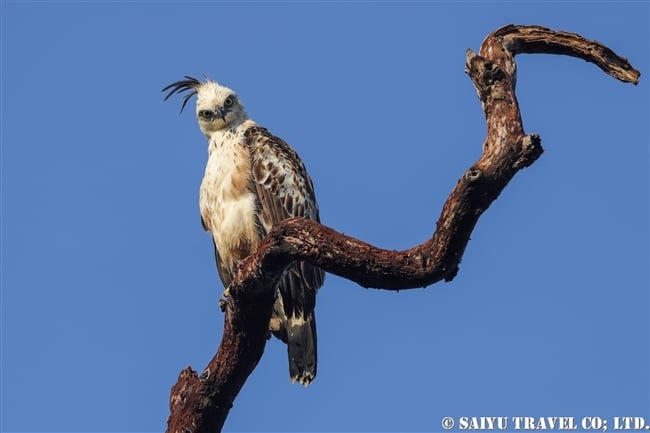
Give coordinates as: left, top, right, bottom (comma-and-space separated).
224, 96, 234, 107
198, 110, 213, 119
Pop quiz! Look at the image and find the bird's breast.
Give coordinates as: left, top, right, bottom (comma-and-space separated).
200, 136, 259, 272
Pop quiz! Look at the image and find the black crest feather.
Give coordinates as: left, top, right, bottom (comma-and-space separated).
162, 76, 203, 113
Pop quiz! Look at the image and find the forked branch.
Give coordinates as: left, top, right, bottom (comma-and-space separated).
166, 24, 639, 433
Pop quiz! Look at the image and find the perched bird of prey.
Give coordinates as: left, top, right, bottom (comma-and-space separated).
162, 76, 324, 386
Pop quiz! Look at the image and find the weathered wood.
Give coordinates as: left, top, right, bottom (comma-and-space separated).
166, 24, 640, 433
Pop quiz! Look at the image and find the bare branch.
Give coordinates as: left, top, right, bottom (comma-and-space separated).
166, 24, 640, 433
490, 25, 640, 84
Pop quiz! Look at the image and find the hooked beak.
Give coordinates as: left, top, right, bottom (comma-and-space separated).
215, 106, 227, 121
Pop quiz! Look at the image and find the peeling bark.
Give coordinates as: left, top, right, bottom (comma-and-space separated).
166, 24, 640, 433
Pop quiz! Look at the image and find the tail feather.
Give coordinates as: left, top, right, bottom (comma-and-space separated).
270, 261, 323, 385
287, 315, 317, 386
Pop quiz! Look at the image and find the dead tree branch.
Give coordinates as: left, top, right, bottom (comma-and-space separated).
166, 24, 640, 433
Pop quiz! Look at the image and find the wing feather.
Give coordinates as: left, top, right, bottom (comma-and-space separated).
244, 126, 325, 317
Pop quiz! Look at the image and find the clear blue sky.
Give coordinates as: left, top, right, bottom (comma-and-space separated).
1, 2, 648, 432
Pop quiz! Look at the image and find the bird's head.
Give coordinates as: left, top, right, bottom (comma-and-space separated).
162, 76, 247, 137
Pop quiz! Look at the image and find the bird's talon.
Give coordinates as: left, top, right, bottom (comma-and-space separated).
218, 297, 227, 312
